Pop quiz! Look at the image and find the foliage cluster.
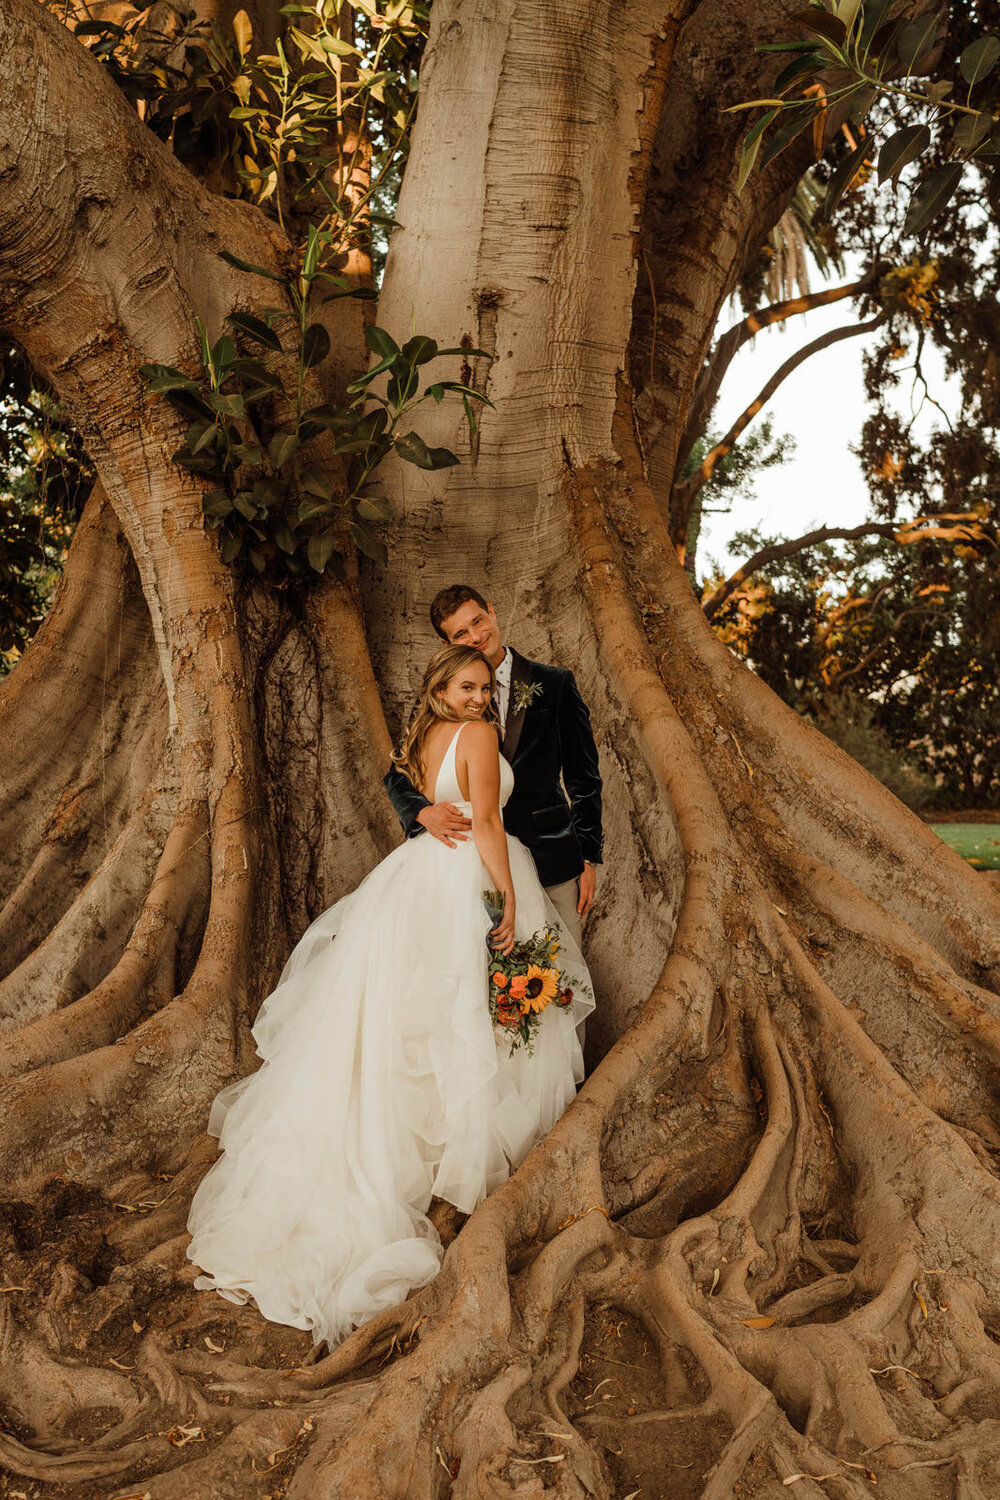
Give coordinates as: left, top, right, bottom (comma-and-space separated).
734, 0, 1000, 232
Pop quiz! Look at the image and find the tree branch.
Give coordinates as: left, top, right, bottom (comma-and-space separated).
675, 268, 880, 476
702, 521, 901, 620
672, 311, 888, 552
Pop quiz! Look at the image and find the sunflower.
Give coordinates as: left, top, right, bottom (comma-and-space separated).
519, 964, 560, 1014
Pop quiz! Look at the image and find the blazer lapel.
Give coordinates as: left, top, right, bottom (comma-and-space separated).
502, 650, 530, 762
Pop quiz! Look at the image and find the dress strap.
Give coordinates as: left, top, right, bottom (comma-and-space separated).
433, 722, 467, 803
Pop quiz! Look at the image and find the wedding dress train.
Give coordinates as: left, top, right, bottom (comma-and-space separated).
186, 723, 594, 1347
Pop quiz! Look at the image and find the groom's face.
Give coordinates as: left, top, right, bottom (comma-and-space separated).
440, 600, 504, 667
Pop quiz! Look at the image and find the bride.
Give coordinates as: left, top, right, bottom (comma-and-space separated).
186, 643, 594, 1347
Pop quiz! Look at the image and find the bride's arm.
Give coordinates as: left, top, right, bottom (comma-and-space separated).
462, 721, 516, 954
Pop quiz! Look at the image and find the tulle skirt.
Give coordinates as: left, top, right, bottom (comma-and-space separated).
185, 829, 593, 1347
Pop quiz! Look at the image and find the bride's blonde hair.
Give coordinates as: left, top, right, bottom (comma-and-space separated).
391, 644, 499, 790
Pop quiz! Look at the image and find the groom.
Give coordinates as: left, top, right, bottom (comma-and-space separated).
384, 584, 602, 944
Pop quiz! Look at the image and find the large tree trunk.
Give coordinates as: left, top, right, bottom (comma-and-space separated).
2, 1, 1000, 1497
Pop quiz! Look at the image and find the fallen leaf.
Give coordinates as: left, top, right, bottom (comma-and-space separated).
132, 1320, 144, 1333
709, 1267, 720, 1293
783, 1475, 839, 1486
205, 1335, 225, 1352
167, 1423, 204, 1447
740, 1315, 776, 1328
109, 1357, 136, 1370
912, 1281, 929, 1319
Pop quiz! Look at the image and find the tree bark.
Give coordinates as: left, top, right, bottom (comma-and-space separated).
3, 1, 1000, 1498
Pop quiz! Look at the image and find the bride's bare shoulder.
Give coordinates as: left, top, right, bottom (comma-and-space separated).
458, 719, 501, 759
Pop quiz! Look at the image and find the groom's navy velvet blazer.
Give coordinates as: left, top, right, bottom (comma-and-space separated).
383, 650, 603, 888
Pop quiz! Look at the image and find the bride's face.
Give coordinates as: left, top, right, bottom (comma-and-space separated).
436, 660, 493, 720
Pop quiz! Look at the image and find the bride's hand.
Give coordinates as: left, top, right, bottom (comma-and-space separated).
491, 895, 516, 955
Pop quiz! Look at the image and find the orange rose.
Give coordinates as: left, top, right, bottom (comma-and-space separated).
508, 975, 528, 1002
491, 972, 508, 989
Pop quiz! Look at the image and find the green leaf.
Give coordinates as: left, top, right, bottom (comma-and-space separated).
307, 528, 337, 572
755, 39, 824, 53
298, 496, 335, 522
953, 111, 993, 152
903, 161, 964, 235
877, 123, 931, 183
225, 312, 283, 352
142, 365, 200, 395
219, 531, 243, 563
300, 467, 335, 500
401, 335, 438, 365
365, 325, 401, 359
433, 346, 491, 359
772, 53, 824, 92
759, 107, 815, 170
232, 491, 258, 520
394, 431, 460, 470
790, 8, 846, 45
321, 286, 379, 303
302, 323, 331, 371
248, 547, 267, 574
350, 521, 388, 565
823, 134, 874, 218
202, 490, 234, 519
190, 422, 220, 454
737, 132, 763, 192
859, 0, 895, 47
211, 334, 237, 370
219, 250, 286, 283
209, 391, 245, 418
427, 383, 446, 403
75, 17, 127, 36
269, 430, 300, 468
344, 353, 398, 393
896, 16, 939, 71
959, 35, 1000, 87
356, 494, 393, 522
272, 519, 297, 553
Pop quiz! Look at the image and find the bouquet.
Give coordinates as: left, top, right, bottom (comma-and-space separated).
482, 889, 577, 1055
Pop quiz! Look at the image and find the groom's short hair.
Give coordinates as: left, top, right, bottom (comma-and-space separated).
430, 584, 489, 639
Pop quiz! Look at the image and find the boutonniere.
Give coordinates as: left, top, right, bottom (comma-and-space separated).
512, 679, 543, 715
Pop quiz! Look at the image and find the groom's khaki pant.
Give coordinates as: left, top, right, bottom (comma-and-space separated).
544, 878, 584, 950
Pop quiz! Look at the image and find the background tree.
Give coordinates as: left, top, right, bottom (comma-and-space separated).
2, 4, 1000, 1500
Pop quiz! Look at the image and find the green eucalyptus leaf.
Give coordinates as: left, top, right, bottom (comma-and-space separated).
219, 530, 243, 563
896, 15, 939, 70
298, 496, 335, 522
202, 490, 234, 519
402, 334, 438, 365
394, 431, 460, 470
365, 325, 401, 359
759, 107, 815, 169
302, 322, 331, 370
321, 286, 379, 303
269, 430, 300, 468
350, 521, 388, 565
903, 161, 964, 235
959, 35, 1000, 87
307, 528, 337, 572
356, 494, 393, 522
232, 491, 258, 520
823, 134, 874, 218
272, 519, 298, 553
877, 123, 931, 183
211, 335, 237, 369
300, 468, 335, 500
225, 312, 284, 352
953, 110, 993, 152
219, 250, 286, 283
789, 8, 846, 45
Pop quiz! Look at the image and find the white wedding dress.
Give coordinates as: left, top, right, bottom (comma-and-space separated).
186, 723, 594, 1347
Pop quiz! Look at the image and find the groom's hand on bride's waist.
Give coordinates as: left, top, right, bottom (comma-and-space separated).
417, 803, 473, 848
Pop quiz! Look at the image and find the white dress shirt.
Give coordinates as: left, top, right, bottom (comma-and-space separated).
493, 648, 512, 734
